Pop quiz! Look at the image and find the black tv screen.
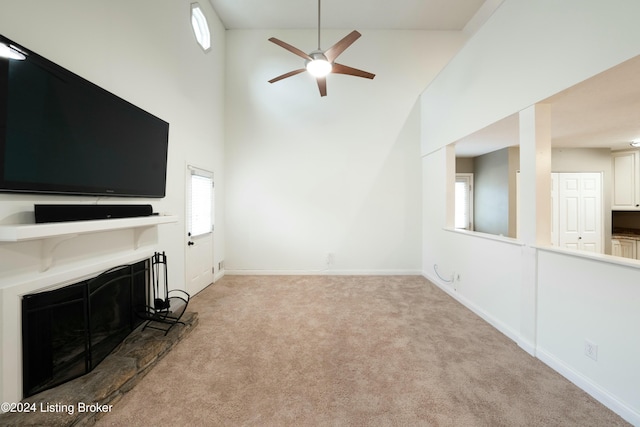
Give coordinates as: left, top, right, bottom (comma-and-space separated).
0, 34, 169, 198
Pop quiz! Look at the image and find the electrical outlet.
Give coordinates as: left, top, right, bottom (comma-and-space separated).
326, 253, 335, 265
584, 340, 598, 361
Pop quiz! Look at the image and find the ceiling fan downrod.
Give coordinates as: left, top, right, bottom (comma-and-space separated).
317, 0, 322, 50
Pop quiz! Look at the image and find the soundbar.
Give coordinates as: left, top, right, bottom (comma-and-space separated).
35, 204, 154, 224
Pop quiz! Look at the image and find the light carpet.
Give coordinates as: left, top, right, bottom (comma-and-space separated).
96, 275, 629, 426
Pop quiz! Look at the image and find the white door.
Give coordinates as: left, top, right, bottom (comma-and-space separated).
185, 165, 214, 296
554, 172, 603, 253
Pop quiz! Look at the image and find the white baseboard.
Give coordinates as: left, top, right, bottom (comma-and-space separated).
224, 269, 423, 276
537, 348, 640, 427
422, 271, 521, 346
423, 270, 639, 426
213, 270, 225, 283
515, 337, 536, 357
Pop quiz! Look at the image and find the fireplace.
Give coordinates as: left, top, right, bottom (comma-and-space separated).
21, 260, 149, 397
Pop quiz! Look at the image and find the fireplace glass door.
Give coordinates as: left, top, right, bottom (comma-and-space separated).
22, 260, 148, 397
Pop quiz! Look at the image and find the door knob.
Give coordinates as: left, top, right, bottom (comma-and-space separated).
188, 241, 194, 246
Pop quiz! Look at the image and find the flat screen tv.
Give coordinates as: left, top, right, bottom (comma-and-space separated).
0, 34, 169, 198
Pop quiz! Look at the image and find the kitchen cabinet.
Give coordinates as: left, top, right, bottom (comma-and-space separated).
612, 150, 640, 210
611, 238, 636, 259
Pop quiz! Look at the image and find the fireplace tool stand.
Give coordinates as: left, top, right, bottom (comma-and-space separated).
140, 252, 190, 335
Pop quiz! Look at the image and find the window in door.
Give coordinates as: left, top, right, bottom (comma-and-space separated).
455, 173, 474, 230
188, 166, 213, 237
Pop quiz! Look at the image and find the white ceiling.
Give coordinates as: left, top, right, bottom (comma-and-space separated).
455, 55, 640, 157
208, 0, 492, 31
206, 0, 640, 158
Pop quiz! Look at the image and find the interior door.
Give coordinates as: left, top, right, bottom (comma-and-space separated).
185, 165, 214, 296
555, 172, 603, 253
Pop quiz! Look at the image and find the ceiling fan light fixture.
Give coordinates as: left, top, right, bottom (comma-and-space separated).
306, 54, 332, 77
267, 0, 374, 96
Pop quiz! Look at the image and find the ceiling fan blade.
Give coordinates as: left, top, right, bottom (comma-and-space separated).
324, 30, 361, 62
268, 37, 312, 61
332, 63, 375, 80
269, 69, 306, 84
316, 77, 327, 97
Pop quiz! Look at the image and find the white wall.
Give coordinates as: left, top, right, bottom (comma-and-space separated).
225, 29, 465, 273
420, 0, 640, 153
422, 148, 523, 345
537, 250, 640, 421
0, 0, 225, 402
420, 0, 640, 424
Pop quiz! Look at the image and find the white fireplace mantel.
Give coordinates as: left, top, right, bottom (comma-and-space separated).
0, 215, 178, 271
0, 214, 178, 403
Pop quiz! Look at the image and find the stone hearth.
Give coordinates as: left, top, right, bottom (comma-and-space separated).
0, 311, 198, 426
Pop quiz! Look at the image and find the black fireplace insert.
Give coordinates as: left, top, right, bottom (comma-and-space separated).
21, 260, 148, 397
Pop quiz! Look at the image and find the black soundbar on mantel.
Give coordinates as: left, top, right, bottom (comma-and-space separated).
34, 204, 154, 224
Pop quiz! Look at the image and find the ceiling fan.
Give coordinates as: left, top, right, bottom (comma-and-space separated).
267, 0, 375, 97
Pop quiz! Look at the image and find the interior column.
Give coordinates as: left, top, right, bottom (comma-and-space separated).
518, 103, 552, 355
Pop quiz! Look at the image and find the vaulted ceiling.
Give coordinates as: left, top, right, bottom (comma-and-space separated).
207, 0, 640, 157
208, 0, 492, 31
